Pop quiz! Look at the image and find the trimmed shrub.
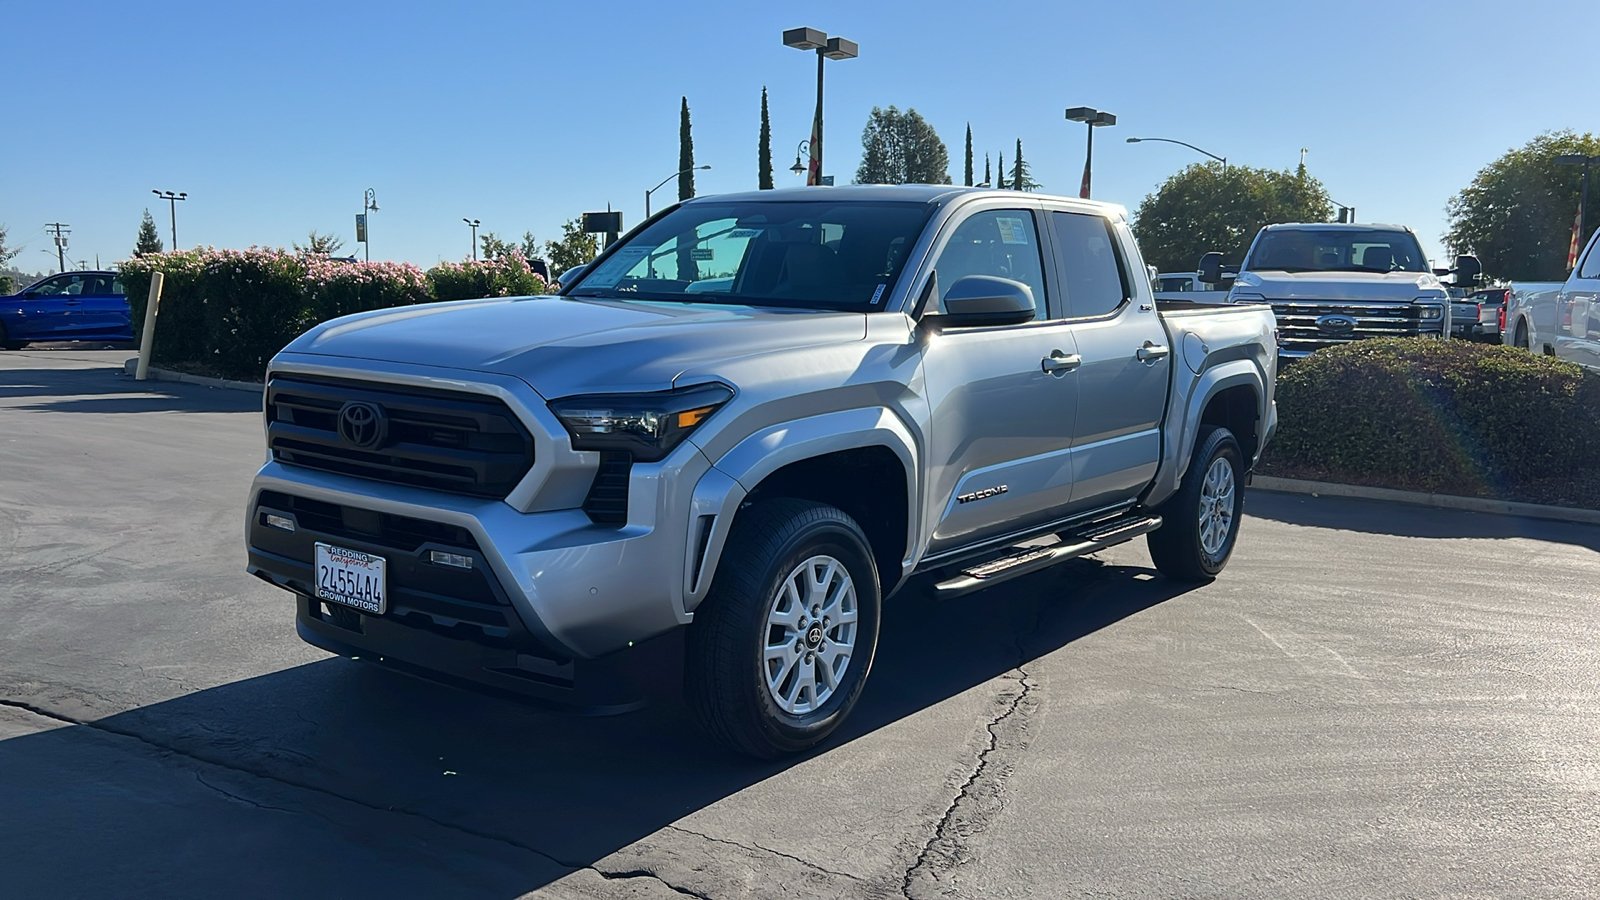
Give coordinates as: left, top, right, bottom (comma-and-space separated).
1268, 338, 1600, 493
117, 249, 549, 381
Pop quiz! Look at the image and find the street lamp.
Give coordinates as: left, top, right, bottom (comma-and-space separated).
783, 27, 858, 187
1064, 107, 1116, 199
151, 189, 187, 250
646, 165, 711, 217
463, 218, 481, 261
1556, 153, 1600, 267
361, 188, 379, 262
790, 141, 809, 176
1125, 136, 1226, 171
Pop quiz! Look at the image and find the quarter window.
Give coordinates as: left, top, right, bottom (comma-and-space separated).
931, 209, 1047, 321
1052, 212, 1128, 318
1581, 232, 1600, 280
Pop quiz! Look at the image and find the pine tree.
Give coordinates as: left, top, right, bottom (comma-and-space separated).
679, 97, 696, 201
997, 153, 1006, 190
964, 124, 974, 187
759, 87, 774, 190
1010, 139, 1041, 191
135, 209, 164, 256
853, 106, 951, 185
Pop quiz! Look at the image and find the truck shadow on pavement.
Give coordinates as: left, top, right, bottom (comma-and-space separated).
0, 365, 261, 415
1246, 488, 1600, 552
0, 558, 1193, 898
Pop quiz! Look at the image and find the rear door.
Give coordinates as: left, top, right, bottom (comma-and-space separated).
1559, 231, 1600, 369
73, 274, 132, 340
917, 202, 1082, 555
1046, 208, 1171, 514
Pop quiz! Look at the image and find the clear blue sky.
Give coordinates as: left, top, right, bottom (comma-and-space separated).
3, 0, 1588, 275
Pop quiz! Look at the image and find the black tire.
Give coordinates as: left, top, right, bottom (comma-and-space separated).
1147, 426, 1245, 583
0, 322, 23, 350
1516, 321, 1531, 352
686, 498, 882, 759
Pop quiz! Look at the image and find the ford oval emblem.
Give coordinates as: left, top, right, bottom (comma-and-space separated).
337, 400, 388, 450
1315, 313, 1357, 335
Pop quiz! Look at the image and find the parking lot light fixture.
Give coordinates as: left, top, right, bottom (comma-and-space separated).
1065, 108, 1116, 199
152, 189, 187, 250
1125, 136, 1226, 172
463, 218, 481, 261
784, 27, 858, 186
362, 189, 379, 262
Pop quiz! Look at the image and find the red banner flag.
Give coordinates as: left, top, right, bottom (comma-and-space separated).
807, 112, 822, 187
1568, 205, 1583, 271
1079, 161, 1091, 199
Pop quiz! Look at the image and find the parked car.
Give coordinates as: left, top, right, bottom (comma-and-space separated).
1502, 282, 1569, 354
244, 185, 1279, 757
1200, 223, 1480, 357
1152, 271, 1230, 304
0, 271, 132, 348
1552, 228, 1600, 369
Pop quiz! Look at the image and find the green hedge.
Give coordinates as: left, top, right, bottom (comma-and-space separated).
118, 249, 550, 380
1268, 338, 1600, 492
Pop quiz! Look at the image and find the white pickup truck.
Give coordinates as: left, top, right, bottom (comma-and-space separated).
1502, 228, 1600, 367
245, 185, 1278, 757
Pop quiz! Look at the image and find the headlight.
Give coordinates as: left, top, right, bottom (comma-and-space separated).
1229, 291, 1267, 304
1415, 303, 1444, 321
549, 383, 733, 462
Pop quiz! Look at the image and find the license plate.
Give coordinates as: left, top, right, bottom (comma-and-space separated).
314, 543, 387, 614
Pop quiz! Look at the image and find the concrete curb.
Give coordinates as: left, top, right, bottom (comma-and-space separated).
1251, 475, 1600, 526
122, 358, 264, 394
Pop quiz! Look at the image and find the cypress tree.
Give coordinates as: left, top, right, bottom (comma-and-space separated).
678, 97, 695, 201
997, 153, 1006, 190
1013, 138, 1023, 190
759, 87, 774, 190
984, 154, 991, 188
964, 124, 974, 187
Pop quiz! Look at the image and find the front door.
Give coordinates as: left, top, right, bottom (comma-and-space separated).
1045, 210, 1171, 514
918, 206, 1081, 556
14, 274, 80, 340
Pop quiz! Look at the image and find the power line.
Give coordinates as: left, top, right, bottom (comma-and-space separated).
44, 223, 70, 273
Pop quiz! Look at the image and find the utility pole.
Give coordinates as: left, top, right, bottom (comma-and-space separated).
44, 223, 70, 272
152, 190, 187, 249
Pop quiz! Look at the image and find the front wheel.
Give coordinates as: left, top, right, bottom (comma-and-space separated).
685, 499, 882, 759
0, 322, 23, 350
1147, 426, 1245, 582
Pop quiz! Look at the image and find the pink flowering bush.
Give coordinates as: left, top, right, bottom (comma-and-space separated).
427, 254, 552, 303
119, 248, 442, 380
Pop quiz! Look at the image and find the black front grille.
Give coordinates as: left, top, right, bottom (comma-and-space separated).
583, 452, 633, 526
266, 375, 534, 499
1270, 300, 1428, 354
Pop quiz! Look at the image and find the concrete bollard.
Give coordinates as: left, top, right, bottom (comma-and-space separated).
134, 271, 165, 381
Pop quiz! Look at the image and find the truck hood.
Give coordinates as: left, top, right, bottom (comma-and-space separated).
1236, 270, 1445, 302
281, 295, 868, 398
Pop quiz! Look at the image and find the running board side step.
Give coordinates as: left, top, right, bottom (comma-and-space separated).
930, 513, 1163, 597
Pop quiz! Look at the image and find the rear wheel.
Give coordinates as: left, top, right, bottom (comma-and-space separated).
1147, 426, 1245, 582
1516, 321, 1531, 352
686, 499, 882, 759
0, 322, 23, 350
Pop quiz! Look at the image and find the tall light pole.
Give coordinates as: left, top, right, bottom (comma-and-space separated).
463, 218, 481, 261
1125, 136, 1226, 171
646, 165, 711, 217
1064, 108, 1116, 199
783, 27, 858, 187
361, 188, 379, 262
1557, 154, 1599, 269
152, 190, 186, 249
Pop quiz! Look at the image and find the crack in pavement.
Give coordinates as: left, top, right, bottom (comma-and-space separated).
665, 823, 869, 885
0, 697, 719, 900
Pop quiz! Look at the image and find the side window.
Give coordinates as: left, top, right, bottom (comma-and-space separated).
1581, 232, 1600, 280
111, 277, 125, 296
931, 209, 1047, 321
28, 276, 70, 297
1052, 211, 1129, 318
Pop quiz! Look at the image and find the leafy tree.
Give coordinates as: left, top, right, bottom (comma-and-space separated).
854, 106, 951, 185
759, 87, 774, 190
1010, 139, 1040, 192
679, 97, 696, 201
479, 232, 517, 260
0, 224, 18, 268
1446, 130, 1600, 281
135, 210, 164, 256
964, 124, 974, 187
293, 230, 344, 256
544, 218, 599, 273
1132, 163, 1333, 273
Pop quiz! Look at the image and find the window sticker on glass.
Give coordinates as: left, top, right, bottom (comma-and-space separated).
582, 246, 652, 288
690, 248, 715, 261
870, 284, 887, 305
728, 229, 762, 239
996, 216, 1029, 245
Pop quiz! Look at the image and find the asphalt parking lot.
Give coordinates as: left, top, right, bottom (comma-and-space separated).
2, 349, 1597, 899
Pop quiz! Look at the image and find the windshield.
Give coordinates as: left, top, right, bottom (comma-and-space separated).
1244, 228, 1429, 273
565, 200, 934, 311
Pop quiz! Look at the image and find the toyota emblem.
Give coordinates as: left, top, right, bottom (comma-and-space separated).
337, 401, 388, 450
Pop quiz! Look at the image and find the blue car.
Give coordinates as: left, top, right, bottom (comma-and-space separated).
0, 271, 133, 349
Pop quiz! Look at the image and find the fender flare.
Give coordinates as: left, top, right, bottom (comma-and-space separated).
1147, 360, 1267, 506
680, 408, 921, 611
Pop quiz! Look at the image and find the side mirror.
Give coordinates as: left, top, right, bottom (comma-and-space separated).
1453, 254, 1482, 287
1197, 251, 1223, 286
1145, 264, 1159, 292
923, 275, 1035, 329
555, 262, 591, 291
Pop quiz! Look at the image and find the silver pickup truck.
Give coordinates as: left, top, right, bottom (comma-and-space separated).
245, 185, 1278, 757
